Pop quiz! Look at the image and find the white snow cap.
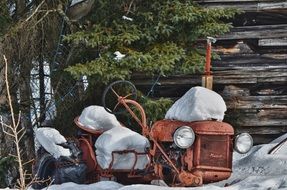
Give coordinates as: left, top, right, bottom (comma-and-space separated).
122, 15, 133, 21
70, 0, 84, 7
78, 105, 121, 131
114, 51, 126, 61
95, 127, 150, 170
165, 86, 227, 122
35, 127, 71, 159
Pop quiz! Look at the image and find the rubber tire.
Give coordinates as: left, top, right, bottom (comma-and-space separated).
32, 153, 56, 189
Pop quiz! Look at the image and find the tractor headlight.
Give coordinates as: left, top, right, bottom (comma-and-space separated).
173, 126, 195, 149
234, 133, 253, 154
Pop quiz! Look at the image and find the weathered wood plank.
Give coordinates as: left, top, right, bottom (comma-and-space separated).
218, 24, 287, 40
258, 38, 287, 46
225, 108, 287, 126
237, 126, 287, 135
197, 0, 271, 2
249, 84, 287, 95
133, 71, 287, 87
259, 2, 287, 10
196, 0, 287, 11
238, 12, 287, 26
224, 96, 287, 109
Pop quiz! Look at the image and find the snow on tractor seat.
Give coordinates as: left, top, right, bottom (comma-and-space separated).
78, 105, 121, 131
35, 127, 71, 159
165, 86, 227, 122
95, 126, 150, 170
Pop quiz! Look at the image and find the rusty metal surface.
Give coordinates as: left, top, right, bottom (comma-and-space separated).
193, 170, 232, 184
79, 137, 97, 173
178, 171, 203, 186
74, 116, 104, 135
195, 135, 232, 168
151, 120, 234, 142
150, 119, 234, 185
75, 94, 235, 187
118, 98, 150, 136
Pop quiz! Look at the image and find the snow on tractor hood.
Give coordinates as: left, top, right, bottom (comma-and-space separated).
165, 86, 227, 122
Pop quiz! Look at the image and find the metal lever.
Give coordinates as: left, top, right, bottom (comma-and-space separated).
207, 36, 217, 44
202, 37, 216, 90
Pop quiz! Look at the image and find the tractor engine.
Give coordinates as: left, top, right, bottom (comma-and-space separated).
150, 120, 234, 186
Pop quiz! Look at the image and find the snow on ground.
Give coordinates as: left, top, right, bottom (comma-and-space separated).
38, 133, 287, 190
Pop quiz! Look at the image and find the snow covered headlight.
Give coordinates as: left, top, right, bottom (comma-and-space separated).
234, 133, 253, 154
173, 126, 195, 149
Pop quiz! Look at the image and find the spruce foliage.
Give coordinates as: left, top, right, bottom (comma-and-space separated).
63, 1, 239, 123
65, 0, 239, 83
0, 1, 12, 36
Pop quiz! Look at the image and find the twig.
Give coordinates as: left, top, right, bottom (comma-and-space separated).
25, 0, 45, 22
23, 159, 35, 166
126, 0, 135, 15
34, 10, 57, 26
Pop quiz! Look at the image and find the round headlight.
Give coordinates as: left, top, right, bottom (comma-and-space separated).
234, 133, 253, 154
173, 126, 195, 149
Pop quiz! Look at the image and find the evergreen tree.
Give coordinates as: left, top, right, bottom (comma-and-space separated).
66, 0, 238, 82
64, 0, 239, 122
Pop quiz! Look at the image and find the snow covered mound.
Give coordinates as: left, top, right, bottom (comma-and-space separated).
34, 181, 123, 190
95, 127, 150, 170
165, 86, 227, 122
78, 105, 121, 131
35, 127, 71, 159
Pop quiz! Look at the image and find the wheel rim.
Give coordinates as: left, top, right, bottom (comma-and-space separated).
102, 80, 137, 114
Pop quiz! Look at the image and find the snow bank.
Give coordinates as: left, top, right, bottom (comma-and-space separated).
165, 86, 226, 122
95, 127, 150, 170
35, 127, 71, 159
78, 105, 121, 131
38, 181, 123, 190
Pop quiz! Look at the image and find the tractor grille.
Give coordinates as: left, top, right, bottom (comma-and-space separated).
198, 135, 231, 168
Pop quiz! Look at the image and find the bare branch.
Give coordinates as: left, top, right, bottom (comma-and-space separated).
18, 132, 26, 142
16, 111, 22, 130
126, 0, 135, 15
25, 0, 45, 22
34, 9, 58, 27
23, 159, 34, 166
17, 127, 25, 135
4, 55, 16, 129
3, 130, 14, 138
3, 55, 26, 189
8, 154, 18, 159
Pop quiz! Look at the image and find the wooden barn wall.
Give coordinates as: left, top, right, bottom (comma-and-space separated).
132, 0, 287, 144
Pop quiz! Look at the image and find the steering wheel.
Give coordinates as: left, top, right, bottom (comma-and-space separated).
102, 80, 137, 114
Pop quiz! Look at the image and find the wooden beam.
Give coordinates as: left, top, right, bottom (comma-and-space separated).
258, 38, 287, 46
225, 96, 287, 109
218, 24, 287, 40
238, 126, 287, 135
196, 0, 287, 11
259, 2, 287, 10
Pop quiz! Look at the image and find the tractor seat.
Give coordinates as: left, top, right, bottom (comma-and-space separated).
74, 116, 103, 135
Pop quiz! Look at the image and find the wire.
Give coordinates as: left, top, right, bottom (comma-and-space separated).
146, 74, 161, 97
